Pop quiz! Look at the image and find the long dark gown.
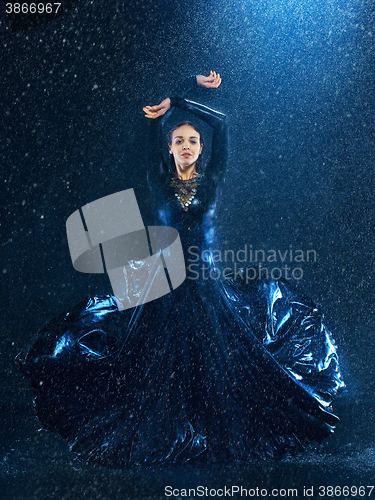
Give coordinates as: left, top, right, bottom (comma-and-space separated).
17, 96, 344, 465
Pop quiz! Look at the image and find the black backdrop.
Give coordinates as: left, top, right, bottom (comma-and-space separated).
1, 0, 375, 497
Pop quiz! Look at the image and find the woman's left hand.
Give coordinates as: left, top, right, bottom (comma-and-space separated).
143, 98, 171, 119
196, 71, 221, 88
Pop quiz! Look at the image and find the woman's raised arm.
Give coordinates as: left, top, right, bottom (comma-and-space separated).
144, 71, 227, 186
143, 71, 222, 119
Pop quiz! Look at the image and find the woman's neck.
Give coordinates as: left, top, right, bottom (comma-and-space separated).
175, 164, 197, 180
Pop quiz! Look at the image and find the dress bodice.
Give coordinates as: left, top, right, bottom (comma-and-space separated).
151, 174, 219, 251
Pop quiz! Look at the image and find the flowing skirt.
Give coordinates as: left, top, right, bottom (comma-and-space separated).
17, 272, 344, 465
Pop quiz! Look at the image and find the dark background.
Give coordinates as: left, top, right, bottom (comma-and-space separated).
1, 0, 375, 498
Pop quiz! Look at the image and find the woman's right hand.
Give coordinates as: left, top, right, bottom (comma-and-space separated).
196, 71, 221, 88
143, 98, 171, 119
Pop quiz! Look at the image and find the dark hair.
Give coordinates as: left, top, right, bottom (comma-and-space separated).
167, 121, 204, 146
167, 121, 204, 173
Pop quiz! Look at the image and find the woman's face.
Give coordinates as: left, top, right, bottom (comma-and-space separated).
169, 125, 203, 172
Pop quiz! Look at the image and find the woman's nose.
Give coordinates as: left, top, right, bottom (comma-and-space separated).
183, 143, 190, 149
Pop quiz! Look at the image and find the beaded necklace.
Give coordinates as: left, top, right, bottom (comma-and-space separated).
170, 173, 201, 212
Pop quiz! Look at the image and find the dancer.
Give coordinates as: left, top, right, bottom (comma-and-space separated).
18, 71, 344, 465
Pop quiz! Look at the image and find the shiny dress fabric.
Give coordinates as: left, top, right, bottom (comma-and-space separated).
17, 97, 344, 465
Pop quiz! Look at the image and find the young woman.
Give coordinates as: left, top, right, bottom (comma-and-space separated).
18, 72, 344, 465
